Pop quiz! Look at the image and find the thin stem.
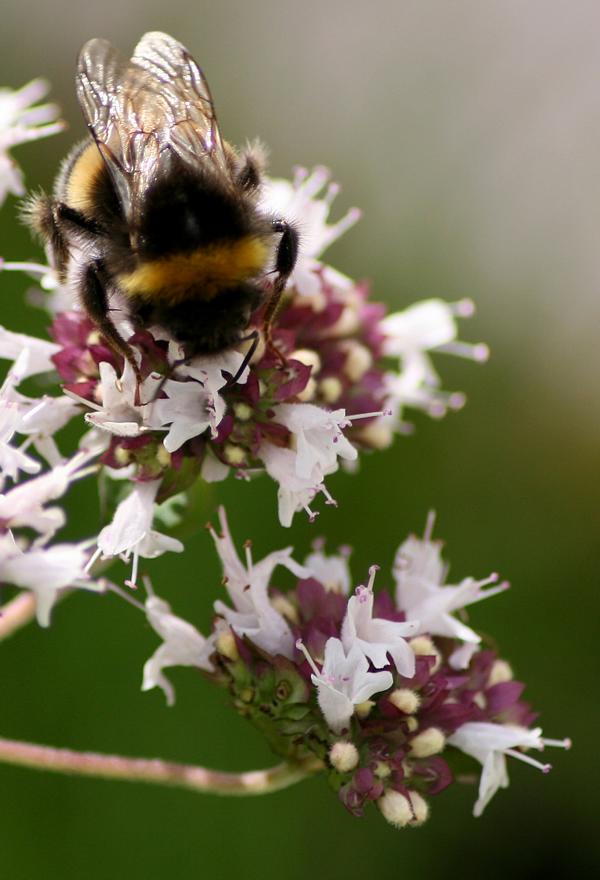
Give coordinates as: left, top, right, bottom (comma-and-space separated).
0, 592, 43, 642
0, 735, 323, 796
0, 557, 113, 644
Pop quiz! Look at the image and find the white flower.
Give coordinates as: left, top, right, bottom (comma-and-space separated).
260, 403, 363, 526
149, 378, 214, 452
19, 395, 81, 467
80, 360, 159, 437
1, 260, 72, 314
147, 347, 249, 451
0, 349, 80, 481
95, 480, 183, 587
274, 403, 357, 481
0, 533, 101, 626
259, 442, 335, 528
393, 521, 508, 644
447, 722, 570, 817
0, 326, 60, 378
209, 506, 308, 658
0, 79, 63, 203
261, 167, 361, 299
384, 360, 465, 420
200, 448, 229, 483
19, 395, 80, 439
175, 346, 250, 394
142, 593, 214, 706
341, 566, 418, 677
178, 347, 250, 429
382, 299, 461, 356
448, 641, 479, 670
0, 377, 41, 482
381, 300, 489, 419
303, 541, 351, 595
297, 637, 393, 734
0, 448, 98, 542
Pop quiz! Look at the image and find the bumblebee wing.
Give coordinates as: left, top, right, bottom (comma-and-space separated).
77, 34, 233, 219
130, 32, 232, 180
78, 38, 178, 221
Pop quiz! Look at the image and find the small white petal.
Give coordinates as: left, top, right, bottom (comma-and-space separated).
210, 507, 308, 658
142, 595, 214, 705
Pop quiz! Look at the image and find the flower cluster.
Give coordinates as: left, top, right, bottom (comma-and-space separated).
18, 167, 485, 527
0, 79, 63, 206
0, 443, 105, 625
129, 508, 569, 825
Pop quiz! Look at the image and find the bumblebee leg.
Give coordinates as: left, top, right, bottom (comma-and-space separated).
225, 330, 260, 388
264, 219, 299, 363
79, 260, 143, 393
22, 195, 101, 280
54, 202, 101, 237
236, 142, 266, 193
21, 192, 70, 278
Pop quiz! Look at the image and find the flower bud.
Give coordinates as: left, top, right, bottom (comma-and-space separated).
409, 635, 441, 672
378, 790, 413, 828
233, 402, 253, 421
355, 700, 375, 719
114, 447, 131, 466
342, 341, 373, 381
290, 348, 321, 374
407, 791, 429, 825
329, 304, 360, 337
488, 659, 513, 686
389, 688, 420, 714
329, 741, 359, 773
296, 377, 317, 402
319, 377, 343, 403
271, 594, 299, 624
223, 444, 246, 466
409, 727, 446, 758
357, 421, 394, 450
216, 628, 239, 662
374, 761, 391, 779
156, 445, 171, 468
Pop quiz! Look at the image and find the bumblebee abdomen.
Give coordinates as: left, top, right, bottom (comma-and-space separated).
117, 235, 270, 303
63, 141, 105, 213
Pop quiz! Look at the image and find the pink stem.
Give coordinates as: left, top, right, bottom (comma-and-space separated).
0, 593, 40, 641
0, 735, 322, 796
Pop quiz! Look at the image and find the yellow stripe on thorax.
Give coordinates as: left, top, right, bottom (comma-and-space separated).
119, 236, 269, 303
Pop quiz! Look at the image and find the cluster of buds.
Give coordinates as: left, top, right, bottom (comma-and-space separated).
176, 509, 569, 826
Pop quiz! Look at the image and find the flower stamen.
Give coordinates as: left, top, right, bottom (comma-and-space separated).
505, 749, 552, 774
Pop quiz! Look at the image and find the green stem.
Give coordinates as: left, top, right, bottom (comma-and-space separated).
0, 735, 323, 796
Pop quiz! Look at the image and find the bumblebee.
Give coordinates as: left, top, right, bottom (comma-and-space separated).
25, 31, 298, 380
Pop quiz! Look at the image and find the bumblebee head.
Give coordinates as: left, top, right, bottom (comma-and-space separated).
158, 281, 264, 357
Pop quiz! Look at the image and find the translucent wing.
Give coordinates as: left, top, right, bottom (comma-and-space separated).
76, 33, 231, 218
131, 32, 230, 175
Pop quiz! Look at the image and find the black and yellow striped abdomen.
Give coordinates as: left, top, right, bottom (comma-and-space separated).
117, 236, 270, 304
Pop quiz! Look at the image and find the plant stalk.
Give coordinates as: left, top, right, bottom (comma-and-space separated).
0, 735, 323, 796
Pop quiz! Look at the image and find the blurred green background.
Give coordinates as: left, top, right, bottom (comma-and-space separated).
0, 1, 597, 877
